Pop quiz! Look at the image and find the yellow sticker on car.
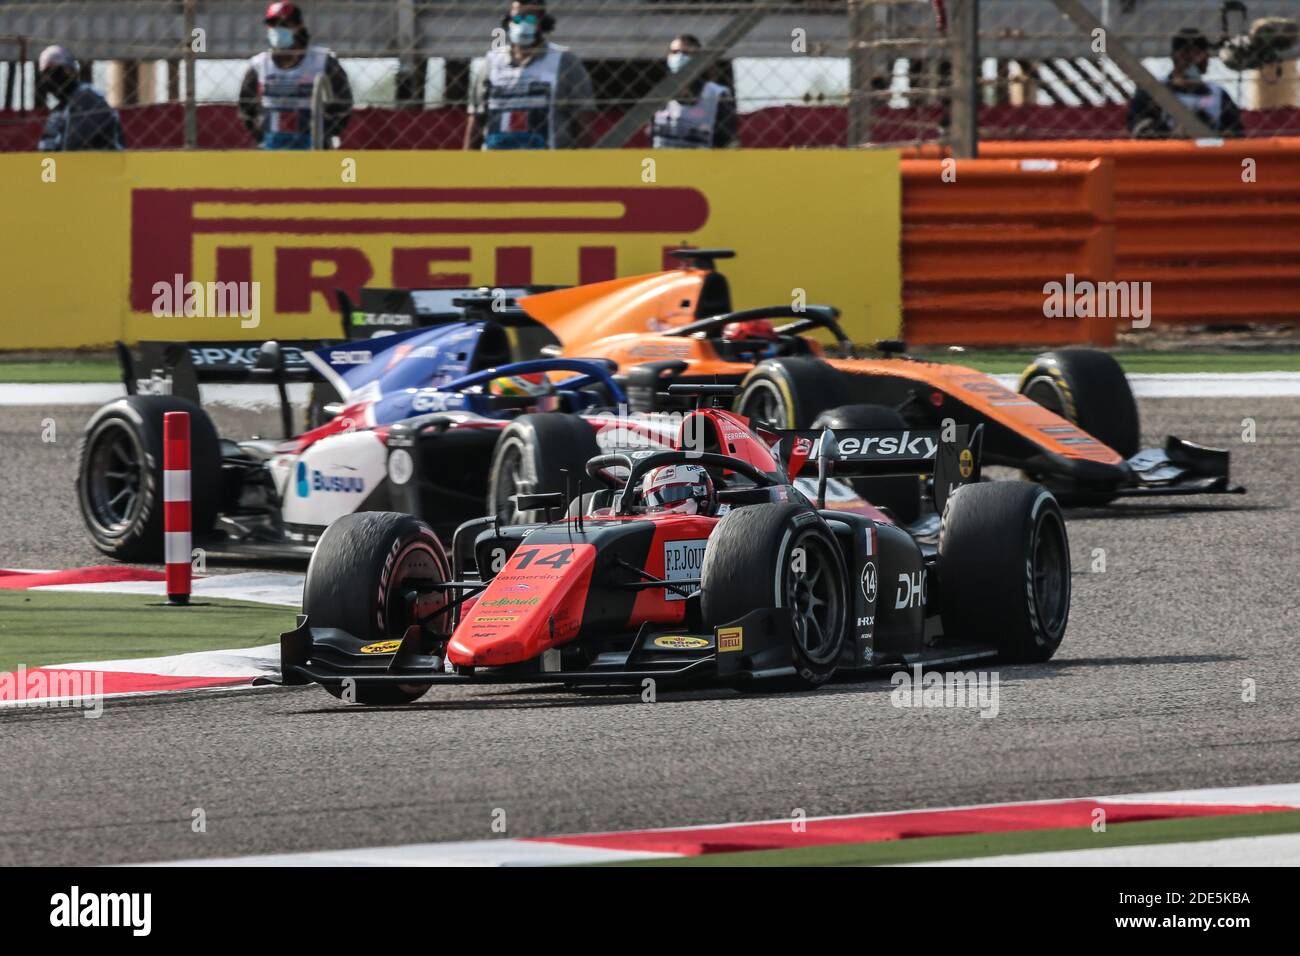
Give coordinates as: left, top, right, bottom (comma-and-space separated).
358, 640, 402, 655
717, 627, 743, 653
653, 635, 710, 650
958, 448, 974, 479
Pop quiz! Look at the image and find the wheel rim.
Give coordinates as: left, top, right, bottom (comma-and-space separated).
84, 422, 146, 536
494, 442, 530, 523
782, 533, 843, 666
1031, 511, 1069, 637
1022, 375, 1070, 420
737, 381, 790, 428
382, 541, 449, 637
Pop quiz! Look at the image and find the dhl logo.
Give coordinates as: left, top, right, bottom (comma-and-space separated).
130, 187, 711, 314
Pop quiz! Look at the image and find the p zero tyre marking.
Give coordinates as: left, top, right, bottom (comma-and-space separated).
377, 532, 448, 636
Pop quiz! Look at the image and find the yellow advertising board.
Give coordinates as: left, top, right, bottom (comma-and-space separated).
0, 150, 900, 349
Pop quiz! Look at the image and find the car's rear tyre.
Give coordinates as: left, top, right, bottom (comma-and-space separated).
812, 404, 923, 525
701, 503, 848, 690
938, 482, 1070, 663
304, 511, 451, 705
734, 357, 853, 429
487, 414, 602, 523
75, 396, 221, 562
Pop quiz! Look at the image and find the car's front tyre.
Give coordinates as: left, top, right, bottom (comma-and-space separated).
701, 503, 848, 689
304, 511, 452, 705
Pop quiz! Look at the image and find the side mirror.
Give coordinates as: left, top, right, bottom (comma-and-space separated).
255, 340, 284, 373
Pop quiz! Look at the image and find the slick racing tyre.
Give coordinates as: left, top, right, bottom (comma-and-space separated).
304, 511, 451, 705
76, 396, 221, 562
701, 503, 848, 690
487, 414, 602, 524
734, 357, 853, 429
1019, 348, 1140, 458
812, 404, 922, 526
938, 482, 1070, 663
1018, 349, 1139, 506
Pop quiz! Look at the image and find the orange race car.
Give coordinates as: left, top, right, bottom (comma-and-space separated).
344, 249, 1241, 517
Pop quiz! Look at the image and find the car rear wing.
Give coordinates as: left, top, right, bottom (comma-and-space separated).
115, 339, 332, 438
779, 424, 984, 512
338, 285, 564, 340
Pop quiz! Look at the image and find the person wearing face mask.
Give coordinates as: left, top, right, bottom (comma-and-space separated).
651, 34, 736, 149
238, 2, 353, 149
35, 45, 123, 151
465, 1, 595, 149
1127, 28, 1244, 138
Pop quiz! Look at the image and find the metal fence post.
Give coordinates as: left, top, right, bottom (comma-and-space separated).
183, 0, 197, 148
949, 0, 979, 158
846, 0, 874, 147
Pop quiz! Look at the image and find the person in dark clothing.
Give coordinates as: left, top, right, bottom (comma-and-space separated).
238, 2, 353, 149
35, 45, 123, 151
1128, 27, 1245, 138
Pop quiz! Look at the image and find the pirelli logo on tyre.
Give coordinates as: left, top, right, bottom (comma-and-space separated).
717, 627, 743, 653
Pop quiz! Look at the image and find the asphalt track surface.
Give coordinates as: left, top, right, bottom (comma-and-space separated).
0, 397, 1297, 866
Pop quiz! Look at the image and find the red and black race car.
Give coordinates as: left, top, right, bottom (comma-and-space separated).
280, 387, 1071, 701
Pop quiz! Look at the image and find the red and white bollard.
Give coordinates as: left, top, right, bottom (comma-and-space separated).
163, 411, 192, 606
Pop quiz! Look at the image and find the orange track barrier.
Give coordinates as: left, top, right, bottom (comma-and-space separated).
900, 158, 1117, 346
913, 138, 1300, 327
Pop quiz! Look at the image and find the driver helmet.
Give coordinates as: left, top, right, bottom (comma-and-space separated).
488, 372, 558, 412
722, 318, 778, 342
640, 463, 717, 516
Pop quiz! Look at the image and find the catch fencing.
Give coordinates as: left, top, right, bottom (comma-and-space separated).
2, 1, 1297, 152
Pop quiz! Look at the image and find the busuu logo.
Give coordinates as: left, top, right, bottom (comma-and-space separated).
297, 461, 365, 497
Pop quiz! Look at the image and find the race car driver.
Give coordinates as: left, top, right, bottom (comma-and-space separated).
238, 2, 353, 149
464, 1, 595, 149
640, 463, 717, 516
721, 317, 782, 359
488, 372, 560, 413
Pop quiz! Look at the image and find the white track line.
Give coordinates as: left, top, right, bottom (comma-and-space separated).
48, 643, 280, 679
33, 570, 304, 608
142, 782, 1300, 867
0, 383, 312, 408
907, 832, 1300, 867
989, 372, 1300, 397
3, 374, 1300, 406
148, 840, 675, 868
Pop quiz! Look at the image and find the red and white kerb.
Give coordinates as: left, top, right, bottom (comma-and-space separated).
163, 412, 192, 605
